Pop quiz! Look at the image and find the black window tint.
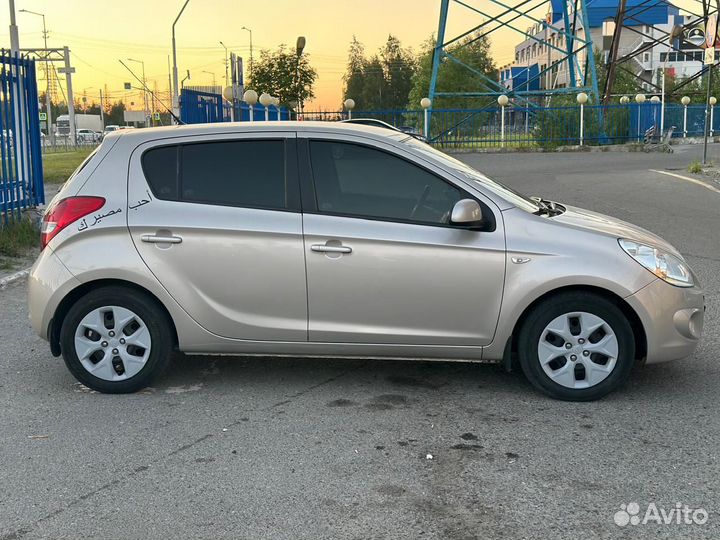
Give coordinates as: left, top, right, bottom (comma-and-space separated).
310, 141, 465, 225
181, 140, 286, 210
142, 145, 178, 200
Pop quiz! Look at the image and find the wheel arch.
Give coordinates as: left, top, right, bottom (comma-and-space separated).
49, 278, 179, 357
504, 285, 647, 369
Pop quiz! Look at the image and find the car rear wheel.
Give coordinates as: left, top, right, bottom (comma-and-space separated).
517, 292, 635, 401
59, 286, 173, 393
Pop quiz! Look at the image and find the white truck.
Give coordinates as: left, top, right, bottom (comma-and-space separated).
56, 114, 103, 141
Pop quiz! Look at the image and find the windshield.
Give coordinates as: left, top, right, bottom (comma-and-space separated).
402, 137, 540, 213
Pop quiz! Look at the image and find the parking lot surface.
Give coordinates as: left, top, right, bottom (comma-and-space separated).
1, 148, 718, 539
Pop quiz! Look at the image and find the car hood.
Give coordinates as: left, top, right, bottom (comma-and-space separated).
551, 204, 681, 257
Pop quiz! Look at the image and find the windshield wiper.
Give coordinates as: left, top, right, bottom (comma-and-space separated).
531, 196, 564, 216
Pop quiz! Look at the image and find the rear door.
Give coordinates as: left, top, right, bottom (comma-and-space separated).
127, 132, 308, 341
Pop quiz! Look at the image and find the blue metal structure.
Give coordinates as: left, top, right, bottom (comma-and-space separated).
180, 89, 225, 124
180, 89, 291, 124
428, 0, 599, 105
0, 51, 44, 222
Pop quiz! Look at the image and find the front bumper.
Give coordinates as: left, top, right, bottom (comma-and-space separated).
625, 278, 705, 364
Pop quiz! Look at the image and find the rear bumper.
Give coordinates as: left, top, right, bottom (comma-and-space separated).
625, 278, 705, 364
27, 248, 80, 340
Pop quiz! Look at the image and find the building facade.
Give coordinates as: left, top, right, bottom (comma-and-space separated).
499, 0, 708, 96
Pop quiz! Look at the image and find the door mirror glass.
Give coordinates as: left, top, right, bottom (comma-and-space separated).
451, 199, 483, 226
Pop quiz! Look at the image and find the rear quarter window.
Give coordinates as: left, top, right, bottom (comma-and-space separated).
141, 145, 179, 200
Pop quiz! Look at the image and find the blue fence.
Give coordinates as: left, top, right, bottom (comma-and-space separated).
179, 89, 717, 150
303, 104, 717, 149
0, 51, 44, 222
180, 89, 290, 124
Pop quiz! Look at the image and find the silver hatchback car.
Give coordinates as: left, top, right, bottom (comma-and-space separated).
29, 122, 704, 400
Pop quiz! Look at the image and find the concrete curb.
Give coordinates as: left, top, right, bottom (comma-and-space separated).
0, 268, 31, 289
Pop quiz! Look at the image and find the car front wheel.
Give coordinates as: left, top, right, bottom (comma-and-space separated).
517, 292, 636, 401
59, 286, 173, 393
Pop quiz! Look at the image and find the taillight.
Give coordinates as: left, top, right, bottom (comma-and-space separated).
41, 196, 106, 250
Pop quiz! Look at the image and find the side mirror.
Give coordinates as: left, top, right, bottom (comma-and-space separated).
451, 199, 483, 227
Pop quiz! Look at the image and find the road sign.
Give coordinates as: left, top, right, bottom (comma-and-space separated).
705, 46, 715, 65
124, 82, 132, 90
153, 112, 160, 120
39, 112, 47, 121
707, 14, 717, 48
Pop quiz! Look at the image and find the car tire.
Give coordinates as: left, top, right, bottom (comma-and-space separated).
59, 286, 173, 393
517, 291, 635, 401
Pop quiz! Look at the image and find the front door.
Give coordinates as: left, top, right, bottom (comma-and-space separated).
127, 133, 307, 341
301, 137, 505, 346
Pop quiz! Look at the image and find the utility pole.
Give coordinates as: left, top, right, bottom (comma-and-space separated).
99, 89, 105, 128
19, 9, 52, 141
58, 46, 76, 144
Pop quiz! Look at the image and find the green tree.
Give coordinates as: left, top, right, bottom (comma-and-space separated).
342, 34, 416, 111
248, 45, 318, 109
105, 101, 126, 126
408, 33, 496, 110
361, 55, 386, 110
380, 35, 416, 110
343, 36, 366, 108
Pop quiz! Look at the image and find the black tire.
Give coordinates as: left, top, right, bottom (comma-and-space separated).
517, 291, 635, 401
60, 286, 173, 393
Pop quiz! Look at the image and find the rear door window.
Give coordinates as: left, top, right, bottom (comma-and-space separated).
141, 139, 289, 211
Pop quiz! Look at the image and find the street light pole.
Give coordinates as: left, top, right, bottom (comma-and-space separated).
8, 0, 19, 52
295, 36, 306, 117
219, 41, 229, 87
241, 26, 253, 80
19, 9, 53, 141
171, 0, 191, 123
202, 71, 216, 88
127, 58, 148, 126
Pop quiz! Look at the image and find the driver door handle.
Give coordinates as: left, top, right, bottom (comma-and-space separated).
311, 244, 352, 254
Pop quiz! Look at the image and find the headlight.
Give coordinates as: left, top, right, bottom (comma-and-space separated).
619, 239, 694, 288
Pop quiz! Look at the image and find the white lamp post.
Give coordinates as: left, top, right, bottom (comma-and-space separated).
243, 89, 258, 122
710, 96, 717, 136
420, 97, 432, 139
681, 95, 691, 137
223, 85, 235, 121
498, 95, 509, 148
620, 96, 630, 105
577, 92, 588, 146
650, 96, 660, 136
272, 97, 281, 120
635, 93, 646, 142
344, 98, 355, 120
259, 93, 272, 121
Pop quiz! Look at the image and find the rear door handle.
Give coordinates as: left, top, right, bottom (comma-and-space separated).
311, 244, 352, 254
141, 234, 183, 244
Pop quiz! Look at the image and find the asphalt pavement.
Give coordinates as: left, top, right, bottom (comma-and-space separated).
0, 146, 718, 540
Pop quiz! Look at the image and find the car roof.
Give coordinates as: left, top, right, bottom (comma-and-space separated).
105, 120, 411, 145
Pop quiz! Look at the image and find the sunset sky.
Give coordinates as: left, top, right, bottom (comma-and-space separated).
0, 0, 702, 110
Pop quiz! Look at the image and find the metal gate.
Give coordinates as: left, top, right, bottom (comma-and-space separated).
180, 89, 225, 124
0, 51, 44, 221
